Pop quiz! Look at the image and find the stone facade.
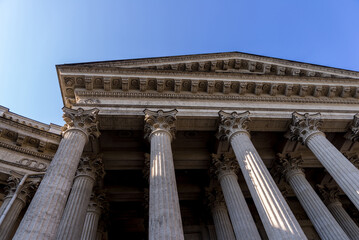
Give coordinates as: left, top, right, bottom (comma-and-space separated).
1, 52, 359, 239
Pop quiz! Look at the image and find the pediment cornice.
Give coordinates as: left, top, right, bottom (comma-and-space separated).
58, 52, 359, 79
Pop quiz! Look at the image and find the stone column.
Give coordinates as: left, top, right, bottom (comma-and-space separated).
318, 185, 359, 240
288, 112, 359, 211
217, 111, 306, 240
211, 153, 261, 240
207, 225, 217, 240
278, 153, 349, 240
0, 198, 10, 217
13, 108, 100, 240
56, 155, 105, 240
0, 176, 37, 240
144, 109, 184, 240
80, 193, 105, 240
207, 187, 236, 240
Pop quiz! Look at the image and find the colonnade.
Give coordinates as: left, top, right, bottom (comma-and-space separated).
1, 108, 359, 240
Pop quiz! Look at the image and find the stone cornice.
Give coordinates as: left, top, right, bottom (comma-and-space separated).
58, 67, 359, 84
0, 106, 62, 135
0, 117, 61, 142
57, 52, 359, 79
0, 142, 53, 160
0, 126, 60, 154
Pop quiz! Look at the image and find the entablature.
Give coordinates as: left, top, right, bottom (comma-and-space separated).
59, 70, 359, 107
0, 107, 61, 163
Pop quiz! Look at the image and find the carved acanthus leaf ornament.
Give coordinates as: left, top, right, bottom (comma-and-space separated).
143, 109, 178, 141
277, 153, 304, 181
211, 153, 239, 179
345, 113, 359, 142
5, 176, 39, 204
317, 185, 341, 205
287, 112, 324, 144
88, 191, 106, 214
61, 107, 100, 139
76, 155, 105, 181
217, 110, 250, 141
206, 186, 226, 209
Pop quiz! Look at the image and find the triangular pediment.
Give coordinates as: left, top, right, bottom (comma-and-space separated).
59, 52, 359, 79
56, 52, 359, 109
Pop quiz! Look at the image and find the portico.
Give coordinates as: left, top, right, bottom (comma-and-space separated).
1, 52, 359, 239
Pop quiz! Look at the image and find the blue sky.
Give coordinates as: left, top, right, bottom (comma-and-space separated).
0, 0, 358, 125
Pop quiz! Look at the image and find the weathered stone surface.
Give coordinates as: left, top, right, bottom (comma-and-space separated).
218, 111, 307, 240
144, 109, 184, 240
13, 108, 99, 240
56, 156, 104, 240
278, 153, 349, 240
211, 153, 261, 240
207, 187, 235, 240
318, 185, 359, 240
289, 112, 359, 211
0, 177, 38, 240
80, 192, 105, 240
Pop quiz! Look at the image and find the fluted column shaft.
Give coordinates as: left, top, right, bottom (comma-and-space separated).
144, 109, 184, 240
207, 225, 217, 240
149, 131, 184, 240
0, 197, 26, 240
13, 107, 99, 240
287, 171, 349, 240
211, 204, 235, 240
13, 131, 87, 240
80, 208, 101, 240
56, 174, 95, 239
56, 156, 104, 240
230, 133, 306, 239
218, 170, 261, 240
0, 198, 11, 216
307, 134, 359, 210
327, 201, 359, 240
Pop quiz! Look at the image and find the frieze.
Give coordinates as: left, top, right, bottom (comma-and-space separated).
0, 127, 59, 153
0, 142, 53, 160
0, 158, 48, 172
60, 72, 359, 107
75, 91, 359, 105
17, 158, 47, 170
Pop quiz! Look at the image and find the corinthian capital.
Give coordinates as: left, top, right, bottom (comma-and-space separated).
206, 186, 226, 209
287, 112, 324, 144
5, 176, 39, 204
88, 192, 106, 214
317, 185, 341, 206
76, 155, 105, 181
143, 109, 178, 141
345, 114, 359, 142
216, 110, 250, 141
277, 153, 304, 181
211, 153, 239, 180
61, 107, 100, 139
